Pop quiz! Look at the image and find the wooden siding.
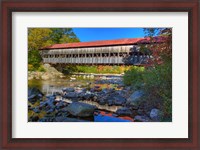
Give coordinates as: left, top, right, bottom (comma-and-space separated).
40, 45, 148, 65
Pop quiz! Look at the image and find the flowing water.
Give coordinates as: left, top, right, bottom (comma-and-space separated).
28, 74, 122, 95
28, 74, 124, 114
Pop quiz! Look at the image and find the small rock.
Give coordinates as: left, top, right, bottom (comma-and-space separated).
33, 108, 40, 113
116, 107, 132, 116
46, 108, 54, 114
55, 101, 65, 109
82, 93, 94, 100
150, 108, 164, 121
55, 95, 62, 101
113, 96, 127, 105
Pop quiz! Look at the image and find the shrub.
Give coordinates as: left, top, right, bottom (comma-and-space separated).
28, 50, 42, 69
63, 65, 78, 74
28, 64, 35, 71
142, 61, 172, 118
123, 66, 145, 88
123, 62, 172, 120
63, 65, 131, 74
37, 65, 46, 72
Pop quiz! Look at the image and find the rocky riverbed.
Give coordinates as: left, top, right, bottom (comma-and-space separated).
28, 75, 164, 122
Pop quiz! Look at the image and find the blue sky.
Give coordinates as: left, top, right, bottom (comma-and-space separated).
73, 28, 146, 42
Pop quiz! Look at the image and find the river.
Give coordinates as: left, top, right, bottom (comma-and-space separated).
28, 74, 123, 95
28, 74, 134, 122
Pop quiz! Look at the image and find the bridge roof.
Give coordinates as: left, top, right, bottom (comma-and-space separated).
40, 36, 166, 50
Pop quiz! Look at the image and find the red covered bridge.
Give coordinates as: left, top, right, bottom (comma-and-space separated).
39, 37, 165, 65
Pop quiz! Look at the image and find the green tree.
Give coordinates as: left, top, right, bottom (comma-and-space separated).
28, 28, 54, 51
28, 50, 42, 69
28, 28, 80, 71
50, 28, 80, 44
28, 28, 80, 51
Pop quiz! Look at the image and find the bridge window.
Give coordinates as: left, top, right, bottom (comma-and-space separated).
102, 53, 109, 57
43, 55, 48, 58
86, 54, 91, 57
119, 52, 128, 57
119, 53, 123, 57
94, 53, 101, 57
79, 54, 84, 57
110, 53, 118, 57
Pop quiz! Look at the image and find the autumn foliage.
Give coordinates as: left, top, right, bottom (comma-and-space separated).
143, 28, 172, 66
123, 28, 172, 121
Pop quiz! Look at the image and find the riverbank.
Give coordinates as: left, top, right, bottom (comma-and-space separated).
28, 76, 165, 122
28, 64, 125, 80
28, 64, 65, 80
28, 64, 169, 122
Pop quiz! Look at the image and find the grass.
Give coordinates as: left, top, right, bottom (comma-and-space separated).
64, 65, 133, 74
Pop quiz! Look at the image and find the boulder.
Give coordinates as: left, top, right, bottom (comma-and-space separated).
28, 87, 43, 99
82, 93, 94, 100
127, 90, 144, 106
43, 63, 51, 68
112, 96, 127, 105
116, 107, 132, 116
102, 92, 126, 106
150, 108, 164, 121
45, 98, 56, 108
66, 102, 96, 117
63, 92, 77, 99
41, 74, 50, 80
62, 87, 75, 92
28, 87, 44, 103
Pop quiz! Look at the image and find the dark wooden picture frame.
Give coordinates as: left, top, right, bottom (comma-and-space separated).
0, 0, 199, 149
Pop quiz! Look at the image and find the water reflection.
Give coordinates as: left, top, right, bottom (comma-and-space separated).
28, 75, 123, 95
28, 77, 92, 95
